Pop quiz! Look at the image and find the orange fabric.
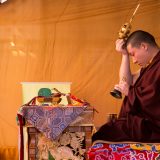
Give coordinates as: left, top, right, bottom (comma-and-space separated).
0, 147, 18, 160
0, 1, 160, 157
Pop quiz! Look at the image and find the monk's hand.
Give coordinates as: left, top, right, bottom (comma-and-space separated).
114, 81, 129, 96
115, 39, 128, 55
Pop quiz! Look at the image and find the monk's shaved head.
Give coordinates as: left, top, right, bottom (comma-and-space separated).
126, 30, 158, 48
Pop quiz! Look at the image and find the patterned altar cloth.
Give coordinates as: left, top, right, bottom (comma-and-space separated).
20, 105, 86, 140
87, 142, 160, 160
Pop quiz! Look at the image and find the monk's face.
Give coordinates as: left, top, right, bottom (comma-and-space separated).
127, 43, 150, 67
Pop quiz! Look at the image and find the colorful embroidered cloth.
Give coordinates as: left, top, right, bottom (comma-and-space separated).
87, 142, 160, 160
20, 106, 86, 140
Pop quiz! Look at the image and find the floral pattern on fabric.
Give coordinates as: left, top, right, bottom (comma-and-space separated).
87, 143, 160, 160
37, 132, 86, 160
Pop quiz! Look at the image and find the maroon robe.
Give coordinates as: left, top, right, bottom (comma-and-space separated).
92, 51, 160, 143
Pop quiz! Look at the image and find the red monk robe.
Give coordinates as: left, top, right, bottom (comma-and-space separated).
92, 51, 160, 143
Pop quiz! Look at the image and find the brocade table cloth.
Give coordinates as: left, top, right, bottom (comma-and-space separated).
20, 105, 86, 140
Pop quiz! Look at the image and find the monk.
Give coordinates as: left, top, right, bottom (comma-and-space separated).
92, 30, 160, 142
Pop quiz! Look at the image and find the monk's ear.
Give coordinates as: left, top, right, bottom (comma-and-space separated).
140, 42, 148, 51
